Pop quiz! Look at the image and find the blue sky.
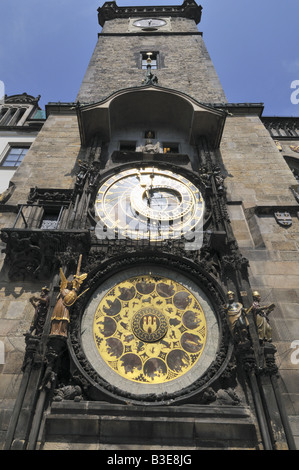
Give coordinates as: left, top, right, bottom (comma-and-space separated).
0, 0, 299, 116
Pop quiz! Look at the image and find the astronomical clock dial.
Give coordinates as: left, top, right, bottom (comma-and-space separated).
95, 167, 204, 241
91, 275, 206, 384
133, 18, 167, 28
80, 266, 220, 400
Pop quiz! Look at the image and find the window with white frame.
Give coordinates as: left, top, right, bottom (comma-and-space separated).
1, 146, 29, 167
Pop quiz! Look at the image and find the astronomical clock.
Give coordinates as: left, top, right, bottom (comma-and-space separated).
94, 167, 205, 241
78, 266, 221, 400
5, 1, 290, 451
69, 161, 232, 405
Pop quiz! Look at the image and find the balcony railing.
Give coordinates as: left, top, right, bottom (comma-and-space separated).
12, 204, 66, 230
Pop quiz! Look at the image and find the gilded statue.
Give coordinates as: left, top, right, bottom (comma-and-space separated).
50, 255, 88, 337
224, 291, 249, 344
250, 291, 275, 343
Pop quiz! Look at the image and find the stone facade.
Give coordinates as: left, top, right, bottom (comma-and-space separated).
77, 18, 227, 105
8, 113, 81, 205
221, 112, 299, 444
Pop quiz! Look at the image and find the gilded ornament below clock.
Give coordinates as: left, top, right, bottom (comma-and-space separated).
93, 275, 207, 384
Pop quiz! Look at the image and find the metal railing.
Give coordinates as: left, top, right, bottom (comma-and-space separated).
12, 204, 65, 230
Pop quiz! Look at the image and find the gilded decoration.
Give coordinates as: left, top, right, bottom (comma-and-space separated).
93, 275, 207, 384
50, 256, 88, 337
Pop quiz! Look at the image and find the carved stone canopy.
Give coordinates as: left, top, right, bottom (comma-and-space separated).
4, 93, 41, 105
77, 86, 226, 148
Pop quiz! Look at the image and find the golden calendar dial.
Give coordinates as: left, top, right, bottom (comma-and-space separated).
95, 167, 204, 241
93, 275, 207, 384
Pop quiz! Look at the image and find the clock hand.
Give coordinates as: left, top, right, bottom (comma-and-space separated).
145, 189, 150, 206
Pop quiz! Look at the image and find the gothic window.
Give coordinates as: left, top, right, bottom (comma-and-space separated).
1, 146, 29, 167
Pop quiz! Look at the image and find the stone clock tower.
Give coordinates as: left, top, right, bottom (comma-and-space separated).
2, 1, 298, 450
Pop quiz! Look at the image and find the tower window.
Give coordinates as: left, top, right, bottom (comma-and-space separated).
141, 52, 158, 70
1, 146, 29, 167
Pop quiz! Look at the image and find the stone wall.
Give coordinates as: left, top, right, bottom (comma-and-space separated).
221, 113, 299, 448
8, 113, 81, 206
0, 112, 81, 448
77, 18, 227, 105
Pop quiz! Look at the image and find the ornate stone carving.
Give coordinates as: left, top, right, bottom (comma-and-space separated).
274, 212, 292, 227
39, 337, 67, 391
28, 187, 72, 204
53, 384, 83, 402
5, 93, 41, 105
215, 387, 241, 406
0, 229, 91, 280
21, 334, 42, 372
137, 138, 161, 154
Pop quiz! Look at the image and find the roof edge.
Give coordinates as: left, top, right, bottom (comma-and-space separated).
98, 1, 202, 27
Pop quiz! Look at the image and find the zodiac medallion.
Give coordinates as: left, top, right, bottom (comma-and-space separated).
93, 275, 207, 384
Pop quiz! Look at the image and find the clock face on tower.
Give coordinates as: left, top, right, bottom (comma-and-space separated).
95, 167, 205, 241
133, 18, 167, 28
